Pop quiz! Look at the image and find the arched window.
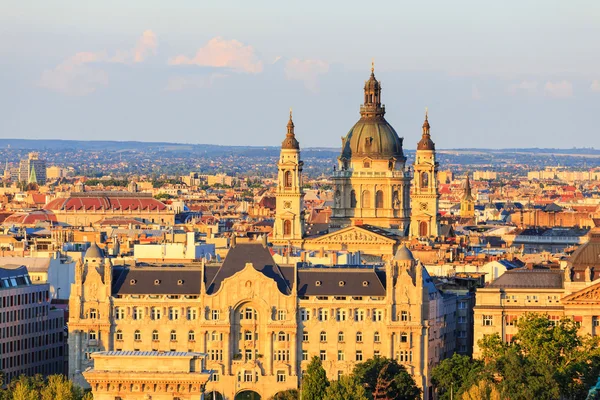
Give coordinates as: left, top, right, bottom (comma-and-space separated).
134, 330, 141, 341
283, 220, 292, 236
278, 331, 287, 341
419, 221, 428, 237
363, 159, 371, 168
362, 190, 371, 208
320, 331, 327, 342
170, 330, 177, 341
244, 330, 253, 341
188, 330, 195, 341
241, 307, 257, 320
350, 190, 357, 208
375, 190, 384, 208
356, 331, 363, 342
374, 331, 380, 343
284, 171, 293, 188
400, 333, 408, 343
421, 172, 429, 188
338, 331, 344, 342
88, 309, 97, 319
211, 331, 220, 341
88, 330, 97, 340
116, 330, 123, 341
152, 330, 159, 341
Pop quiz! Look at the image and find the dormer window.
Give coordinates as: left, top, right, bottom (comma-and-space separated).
130, 279, 137, 285
315, 281, 322, 287
339, 281, 345, 287
154, 279, 161, 285
362, 281, 369, 287
177, 279, 184, 285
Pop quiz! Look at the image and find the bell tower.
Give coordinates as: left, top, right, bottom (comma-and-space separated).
460, 173, 475, 218
273, 110, 304, 243
410, 109, 439, 238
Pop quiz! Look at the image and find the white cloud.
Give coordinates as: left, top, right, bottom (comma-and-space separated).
133, 30, 158, 63
168, 37, 263, 74
544, 80, 573, 98
471, 84, 482, 100
165, 73, 228, 91
591, 80, 600, 92
284, 58, 329, 92
507, 80, 538, 94
39, 52, 109, 96
39, 31, 158, 96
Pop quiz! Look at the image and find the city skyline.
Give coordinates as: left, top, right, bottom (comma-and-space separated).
2, 1, 600, 148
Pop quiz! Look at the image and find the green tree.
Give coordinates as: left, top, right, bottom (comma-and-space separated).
41, 374, 86, 400
460, 380, 501, 400
271, 389, 298, 400
353, 357, 421, 400
323, 375, 369, 400
301, 356, 329, 400
431, 353, 484, 400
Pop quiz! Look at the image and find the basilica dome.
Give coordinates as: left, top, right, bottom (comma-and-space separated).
340, 68, 405, 161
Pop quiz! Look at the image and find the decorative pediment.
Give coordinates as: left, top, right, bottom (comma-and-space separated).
308, 225, 396, 245
562, 282, 600, 304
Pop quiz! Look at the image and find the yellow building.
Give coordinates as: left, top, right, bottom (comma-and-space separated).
459, 174, 475, 218
272, 111, 305, 244
410, 111, 440, 238
473, 229, 600, 357
83, 351, 212, 400
69, 239, 452, 399
330, 66, 411, 230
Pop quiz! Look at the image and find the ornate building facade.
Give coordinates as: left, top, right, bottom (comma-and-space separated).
330, 67, 411, 230
69, 239, 451, 399
473, 229, 600, 357
273, 111, 305, 244
409, 111, 440, 238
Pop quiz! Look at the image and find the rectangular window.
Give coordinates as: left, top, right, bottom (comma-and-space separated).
483, 315, 493, 326
355, 310, 365, 322
458, 302, 467, 309
277, 371, 286, 383
318, 309, 329, 321
593, 317, 600, 327
244, 371, 253, 382
211, 310, 220, 320
300, 308, 310, 321
356, 350, 363, 362
302, 350, 308, 361
337, 350, 344, 361
458, 316, 467, 324
505, 315, 517, 326
401, 311, 409, 321
302, 332, 309, 342
277, 310, 287, 321
320, 350, 326, 361
187, 308, 197, 320
336, 309, 347, 322
373, 309, 383, 322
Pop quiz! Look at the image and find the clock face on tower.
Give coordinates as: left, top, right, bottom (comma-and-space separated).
284, 201, 291, 209
419, 202, 428, 211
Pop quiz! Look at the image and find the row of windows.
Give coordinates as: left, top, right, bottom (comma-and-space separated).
0, 360, 63, 386
1, 332, 63, 354
112, 307, 199, 321
1, 290, 48, 308
302, 330, 409, 343
482, 314, 600, 327
0, 305, 49, 324
114, 329, 196, 342
0, 317, 62, 340
299, 308, 395, 322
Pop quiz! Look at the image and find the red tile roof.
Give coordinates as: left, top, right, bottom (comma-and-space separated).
44, 193, 167, 212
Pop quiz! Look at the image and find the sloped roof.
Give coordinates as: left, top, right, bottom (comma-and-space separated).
487, 269, 563, 289
297, 266, 386, 296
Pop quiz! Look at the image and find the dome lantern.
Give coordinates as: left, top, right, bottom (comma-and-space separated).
281, 108, 300, 150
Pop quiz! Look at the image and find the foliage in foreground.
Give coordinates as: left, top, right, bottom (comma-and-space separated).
430, 313, 600, 400
0, 374, 91, 400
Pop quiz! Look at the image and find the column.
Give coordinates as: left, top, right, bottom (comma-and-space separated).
389, 332, 394, 359
224, 331, 231, 375
268, 331, 274, 376
291, 332, 297, 376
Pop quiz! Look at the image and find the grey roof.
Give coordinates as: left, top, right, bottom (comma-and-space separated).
85, 242, 104, 259
487, 269, 563, 289
297, 266, 386, 296
394, 244, 414, 261
206, 242, 291, 295
112, 266, 202, 295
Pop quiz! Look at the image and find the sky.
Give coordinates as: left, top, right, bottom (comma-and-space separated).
1, 0, 599, 149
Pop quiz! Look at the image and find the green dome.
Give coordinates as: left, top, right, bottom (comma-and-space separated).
341, 116, 405, 160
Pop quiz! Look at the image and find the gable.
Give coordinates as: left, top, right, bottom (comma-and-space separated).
562, 281, 600, 304
307, 225, 396, 245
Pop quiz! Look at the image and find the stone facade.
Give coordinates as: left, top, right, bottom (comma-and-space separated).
68, 240, 451, 399
83, 351, 211, 400
410, 111, 440, 239
473, 230, 600, 357
273, 111, 305, 244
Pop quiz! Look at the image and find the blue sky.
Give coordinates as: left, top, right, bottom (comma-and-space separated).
1, 0, 599, 149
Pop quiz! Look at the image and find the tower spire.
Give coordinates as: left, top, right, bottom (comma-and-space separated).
282, 109, 299, 150
362, 60, 384, 119
463, 173, 474, 201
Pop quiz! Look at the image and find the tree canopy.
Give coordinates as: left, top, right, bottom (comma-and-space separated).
301, 356, 329, 400
353, 357, 421, 400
